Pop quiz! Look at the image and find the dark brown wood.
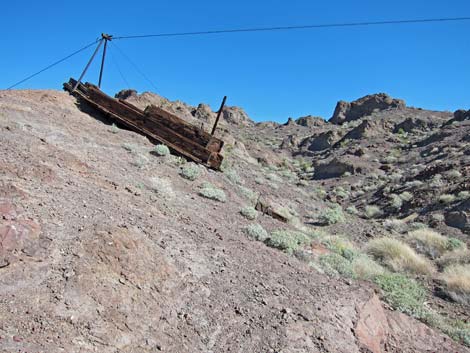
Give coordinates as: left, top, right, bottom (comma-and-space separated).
211, 95, 227, 135
64, 78, 224, 169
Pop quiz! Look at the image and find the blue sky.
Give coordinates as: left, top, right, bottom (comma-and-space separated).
1, 0, 469, 122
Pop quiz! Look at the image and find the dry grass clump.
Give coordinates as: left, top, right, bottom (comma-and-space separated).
437, 249, 470, 268
366, 237, 435, 275
365, 205, 382, 219
441, 264, 470, 304
351, 255, 386, 280
408, 229, 454, 259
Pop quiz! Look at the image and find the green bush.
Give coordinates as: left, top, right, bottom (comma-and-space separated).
265, 230, 311, 254
198, 182, 226, 202
321, 236, 358, 260
319, 204, 345, 225
374, 273, 426, 316
319, 253, 355, 278
154, 144, 170, 156
240, 206, 257, 220
352, 255, 386, 280
244, 224, 268, 241
180, 163, 201, 181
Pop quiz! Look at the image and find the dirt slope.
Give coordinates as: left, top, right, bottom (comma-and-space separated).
0, 90, 469, 352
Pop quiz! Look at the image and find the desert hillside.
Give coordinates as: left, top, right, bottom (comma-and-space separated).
0, 88, 469, 352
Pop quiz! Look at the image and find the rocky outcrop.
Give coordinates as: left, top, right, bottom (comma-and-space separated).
394, 117, 438, 133
222, 106, 253, 126
295, 115, 326, 127
300, 131, 341, 152
330, 93, 406, 125
444, 109, 470, 126
280, 135, 300, 150
313, 157, 355, 179
115, 89, 138, 100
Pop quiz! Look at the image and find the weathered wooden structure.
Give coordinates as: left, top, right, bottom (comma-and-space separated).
64, 78, 224, 169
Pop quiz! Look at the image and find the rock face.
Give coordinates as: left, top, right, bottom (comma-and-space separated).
444, 109, 470, 126
394, 117, 438, 133
115, 89, 138, 100
295, 115, 326, 127
330, 93, 406, 125
300, 131, 341, 152
280, 134, 300, 150
313, 157, 355, 179
222, 106, 253, 126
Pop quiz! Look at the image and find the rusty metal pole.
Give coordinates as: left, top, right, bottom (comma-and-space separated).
211, 95, 227, 135
73, 38, 105, 91
98, 33, 112, 89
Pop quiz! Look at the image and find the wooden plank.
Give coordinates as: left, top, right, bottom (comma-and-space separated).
64, 78, 223, 169
145, 105, 224, 153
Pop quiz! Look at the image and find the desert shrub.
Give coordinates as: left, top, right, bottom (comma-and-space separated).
390, 194, 403, 210
439, 194, 456, 204
319, 204, 345, 225
384, 219, 408, 233
446, 170, 462, 180
180, 163, 201, 181
422, 312, 470, 347
240, 206, 257, 220
333, 186, 349, 199
365, 205, 382, 219
408, 228, 456, 258
244, 224, 268, 241
366, 237, 435, 275
110, 123, 119, 134
441, 264, 470, 304
319, 253, 355, 278
374, 273, 426, 316
437, 249, 470, 268
457, 191, 470, 200
198, 182, 226, 202
405, 180, 424, 188
150, 176, 174, 199
266, 173, 282, 183
448, 238, 466, 251
153, 144, 170, 156
265, 230, 311, 254
224, 168, 243, 185
346, 205, 359, 215
409, 222, 427, 230
312, 187, 327, 200
321, 236, 358, 260
400, 191, 413, 202
352, 255, 386, 280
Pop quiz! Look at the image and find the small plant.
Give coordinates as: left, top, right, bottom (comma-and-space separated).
365, 205, 382, 219
346, 205, 359, 215
319, 253, 355, 278
198, 182, 226, 202
366, 237, 435, 275
265, 229, 311, 254
439, 194, 456, 204
374, 273, 426, 316
110, 123, 119, 134
244, 224, 268, 241
153, 144, 170, 156
149, 176, 174, 199
441, 264, 470, 304
180, 163, 201, 181
437, 249, 470, 268
333, 186, 349, 199
383, 219, 408, 233
351, 255, 386, 280
390, 194, 403, 210
408, 228, 455, 259
321, 236, 358, 260
240, 206, 257, 220
224, 168, 243, 185
446, 170, 462, 180
238, 186, 257, 202
457, 191, 470, 200
400, 191, 413, 202
319, 204, 345, 225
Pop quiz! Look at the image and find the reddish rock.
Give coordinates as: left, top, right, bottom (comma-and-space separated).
0, 219, 41, 267
0, 201, 17, 220
355, 294, 387, 353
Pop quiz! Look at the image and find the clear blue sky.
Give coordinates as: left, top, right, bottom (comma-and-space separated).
1, 0, 469, 122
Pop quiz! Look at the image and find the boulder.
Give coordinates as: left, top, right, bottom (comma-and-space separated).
300, 131, 341, 152
313, 157, 355, 179
295, 115, 326, 127
394, 117, 438, 133
444, 109, 470, 126
280, 135, 300, 150
115, 89, 138, 100
330, 93, 406, 125
222, 106, 253, 126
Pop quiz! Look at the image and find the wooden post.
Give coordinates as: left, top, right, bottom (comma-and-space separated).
73, 39, 105, 92
211, 96, 227, 136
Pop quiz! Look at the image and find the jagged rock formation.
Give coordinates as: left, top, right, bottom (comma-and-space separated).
295, 115, 326, 128
330, 93, 406, 124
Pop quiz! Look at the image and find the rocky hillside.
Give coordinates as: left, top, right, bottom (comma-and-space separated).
0, 88, 469, 352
